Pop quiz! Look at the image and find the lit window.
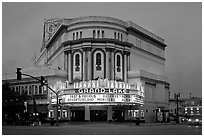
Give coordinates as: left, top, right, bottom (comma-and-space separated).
116, 55, 121, 72
49, 110, 54, 118
96, 53, 102, 70
75, 54, 80, 71
141, 110, 144, 117
62, 110, 67, 118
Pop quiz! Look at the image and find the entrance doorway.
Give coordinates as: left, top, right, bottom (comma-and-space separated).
112, 110, 125, 122
71, 110, 85, 121
90, 110, 107, 121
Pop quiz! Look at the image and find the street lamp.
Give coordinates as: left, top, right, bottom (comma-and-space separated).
174, 93, 180, 123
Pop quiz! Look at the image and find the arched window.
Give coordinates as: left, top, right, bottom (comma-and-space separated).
75, 54, 80, 71
114, 32, 116, 39
121, 34, 123, 41
96, 53, 102, 70
102, 30, 104, 38
93, 30, 96, 38
97, 30, 100, 38
73, 33, 75, 40
80, 31, 82, 39
118, 33, 120, 40
116, 55, 121, 72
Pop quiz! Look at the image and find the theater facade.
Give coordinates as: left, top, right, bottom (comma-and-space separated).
3, 16, 170, 123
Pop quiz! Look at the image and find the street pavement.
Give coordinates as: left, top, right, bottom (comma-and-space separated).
2, 122, 202, 135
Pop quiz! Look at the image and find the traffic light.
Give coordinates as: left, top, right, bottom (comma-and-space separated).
40, 76, 45, 86
16, 67, 22, 80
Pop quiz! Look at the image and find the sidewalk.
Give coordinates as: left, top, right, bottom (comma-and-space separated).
39, 121, 179, 127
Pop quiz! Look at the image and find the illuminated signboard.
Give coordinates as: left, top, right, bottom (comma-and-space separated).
62, 94, 144, 104
50, 78, 144, 105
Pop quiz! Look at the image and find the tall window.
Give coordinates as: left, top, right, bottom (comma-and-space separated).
39, 85, 42, 94
118, 33, 120, 40
29, 86, 32, 95
93, 30, 96, 38
102, 30, 104, 38
97, 30, 100, 38
116, 55, 121, 72
80, 31, 82, 39
96, 53, 102, 70
75, 54, 80, 71
73, 33, 75, 40
24, 86, 28, 95
121, 34, 123, 41
114, 32, 116, 39
34, 85, 38, 95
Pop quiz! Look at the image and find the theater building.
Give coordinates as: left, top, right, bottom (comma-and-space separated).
3, 16, 170, 123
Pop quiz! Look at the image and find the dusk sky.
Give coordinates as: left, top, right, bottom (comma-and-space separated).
2, 2, 202, 98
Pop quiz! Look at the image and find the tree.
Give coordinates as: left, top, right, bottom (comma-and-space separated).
2, 81, 27, 124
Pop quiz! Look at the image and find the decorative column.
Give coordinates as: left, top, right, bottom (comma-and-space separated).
87, 48, 92, 80
110, 49, 115, 80
67, 50, 72, 83
123, 51, 128, 82
105, 48, 111, 80
64, 52, 68, 71
82, 48, 87, 81
127, 52, 131, 71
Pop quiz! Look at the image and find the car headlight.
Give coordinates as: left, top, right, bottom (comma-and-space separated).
188, 119, 192, 122
195, 119, 199, 122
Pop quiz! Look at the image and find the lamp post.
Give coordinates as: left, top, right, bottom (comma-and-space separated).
174, 93, 180, 123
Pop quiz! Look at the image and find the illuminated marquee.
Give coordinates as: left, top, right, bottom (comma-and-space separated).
73, 78, 131, 90
62, 94, 144, 104
50, 78, 145, 105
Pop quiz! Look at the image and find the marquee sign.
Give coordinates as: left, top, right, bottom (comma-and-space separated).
62, 94, 144, 104
50, 78, 144, 105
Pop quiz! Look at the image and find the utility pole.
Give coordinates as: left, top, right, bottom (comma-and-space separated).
174, 93, 180, 123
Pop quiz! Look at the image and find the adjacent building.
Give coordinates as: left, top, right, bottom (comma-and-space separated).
2, 16, 170, 123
